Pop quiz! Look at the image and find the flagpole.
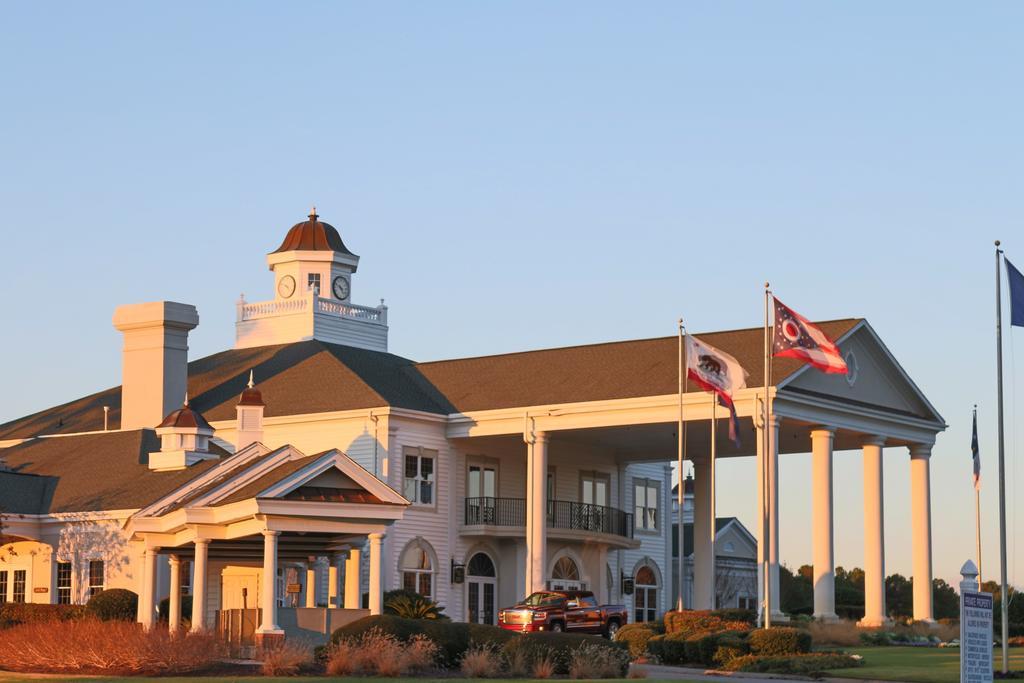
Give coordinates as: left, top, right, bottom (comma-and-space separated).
995, 241, 1009, 674
710, 396, 717, 610
677, 318, 686, 612
762, 282, 772, 629
974, 405, 982, 586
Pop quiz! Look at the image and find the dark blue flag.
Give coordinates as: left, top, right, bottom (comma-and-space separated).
1007, 257, 1024, 327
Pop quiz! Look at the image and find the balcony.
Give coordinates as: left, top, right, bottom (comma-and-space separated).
463, 497, 637, 547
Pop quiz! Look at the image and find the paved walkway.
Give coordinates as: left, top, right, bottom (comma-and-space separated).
638, 663, 897, 683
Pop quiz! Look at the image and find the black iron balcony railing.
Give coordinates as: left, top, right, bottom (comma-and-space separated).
464, 497, 634, 539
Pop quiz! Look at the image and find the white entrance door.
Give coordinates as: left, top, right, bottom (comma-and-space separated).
466, 553, 497, 625
221, 567, 261, 610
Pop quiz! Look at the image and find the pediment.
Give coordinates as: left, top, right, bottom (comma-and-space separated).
249, 449, 408, 506
779, 321, 943, 424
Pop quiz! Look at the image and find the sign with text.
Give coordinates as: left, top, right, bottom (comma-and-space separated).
961, 589, 993, 683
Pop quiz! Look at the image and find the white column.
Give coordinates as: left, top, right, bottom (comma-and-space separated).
168, 554, 182, 633
329, 552, 344, 608
526, 432, 549, 594
258, 530, 282, 634
368, 533, 384, 615
344, 547, 361, 609
305, 560, 317, 608
692, 459, 713, 609
859, 438, 889, 627
811, 428, 837, 621
910, 444, 935, 622
769, 418, 782, 619
190, 539, 209, 632
138, 547, 158, 628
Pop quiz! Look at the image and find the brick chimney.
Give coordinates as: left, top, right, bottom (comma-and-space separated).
112, 302, 199, 430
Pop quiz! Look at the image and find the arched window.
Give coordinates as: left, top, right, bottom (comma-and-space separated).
467, 552, 496, 578
634, 564, 658, 623
400, 540, 435, 598
549, 555, 583, 591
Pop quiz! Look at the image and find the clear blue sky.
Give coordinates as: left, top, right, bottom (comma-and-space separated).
2, 2, 1022, 588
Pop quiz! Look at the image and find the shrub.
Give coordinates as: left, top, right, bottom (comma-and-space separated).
331, 614, 510, 667
157, 595, 193, 625
327, 626, 440, 676
614, 623, 656, 659
567, 642, 631, 678
646, 633, 689, 665
712, 635, 749, 668
461, 643, 504, 678
807, 619, 861, 647
259, 639, 312, 676
0, 603, 85, 628
711, 608, 756, 625
683, 633, 705, 663
325, 639, 358, 676
384, 591, 448, 620
532, 653, 557, 678
663, 610, 750, 637
85, 589, 138, 622
0, 619, 224, 674
501, 631, 628, 675
747, 627, 811, 656
722, 652, 863, 674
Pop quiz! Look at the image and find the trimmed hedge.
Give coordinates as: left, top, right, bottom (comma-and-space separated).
747, 627, 811, 656
0, 603, 85, 629
85, 589, 138, 622
713, 634, 749, 667
330, 614, 515, 667
502, 632, 629, 676
158, 595, 193, 624
663, 610, 751, 637
613, 623, 656, 659
722, 652, 862, 674
646, 632, 689, 665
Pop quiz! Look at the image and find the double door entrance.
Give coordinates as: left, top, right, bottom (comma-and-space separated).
465, 552, 497, 625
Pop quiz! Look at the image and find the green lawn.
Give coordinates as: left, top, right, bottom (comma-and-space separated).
826, 645, 1024, 683
0, 679, 691, 683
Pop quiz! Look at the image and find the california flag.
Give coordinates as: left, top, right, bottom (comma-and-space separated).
685, 335, 748, 445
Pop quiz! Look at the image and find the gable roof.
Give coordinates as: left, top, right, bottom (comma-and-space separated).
0, 320, 865, 440
0, 430, 225, 514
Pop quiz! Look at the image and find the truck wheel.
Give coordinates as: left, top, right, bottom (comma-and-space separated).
550, 621, 564, 632
606, 621, 620, 639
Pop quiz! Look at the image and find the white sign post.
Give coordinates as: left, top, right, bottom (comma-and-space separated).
960, 559, 993, 683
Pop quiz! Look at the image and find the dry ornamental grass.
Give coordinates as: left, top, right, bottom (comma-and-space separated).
325, 627, 439, 676
0, 619, 224, 675
258, 639, 313, 676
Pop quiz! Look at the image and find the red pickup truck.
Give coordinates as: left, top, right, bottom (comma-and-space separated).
498, 590, 627, 638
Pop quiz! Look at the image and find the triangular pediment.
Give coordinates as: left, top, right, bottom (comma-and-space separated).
778, 321, 943, 424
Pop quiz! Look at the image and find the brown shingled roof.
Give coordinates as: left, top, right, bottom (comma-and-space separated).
0, 430, 223, 513
271, 211, 356, 256
0, 320, 863, 440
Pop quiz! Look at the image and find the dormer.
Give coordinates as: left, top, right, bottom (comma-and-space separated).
234, 208, 388, 351
149, 399, 218, 471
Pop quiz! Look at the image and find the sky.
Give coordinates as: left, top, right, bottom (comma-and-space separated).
1, 2, 1022, 589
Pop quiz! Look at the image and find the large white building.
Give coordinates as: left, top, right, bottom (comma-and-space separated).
0, 211, 945, 641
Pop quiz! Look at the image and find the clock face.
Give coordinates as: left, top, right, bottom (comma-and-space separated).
277, 275, 296, 299
332, 276, 350, 300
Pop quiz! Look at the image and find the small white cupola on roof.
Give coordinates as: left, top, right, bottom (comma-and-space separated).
149, 397, 218, 471
234, 208, 388, 351
235, 370, 265, 451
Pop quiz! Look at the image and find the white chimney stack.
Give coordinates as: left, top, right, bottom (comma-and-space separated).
113, 301, 199, 430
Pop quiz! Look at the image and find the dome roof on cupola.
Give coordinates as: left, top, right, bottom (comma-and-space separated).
237, 370, 265, 407
157, 397, 214, 432
271, 207, 356, 256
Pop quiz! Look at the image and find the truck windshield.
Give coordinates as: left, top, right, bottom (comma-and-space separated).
522, 592, 563, 607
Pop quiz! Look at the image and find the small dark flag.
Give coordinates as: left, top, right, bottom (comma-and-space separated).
1007, 258, 1024, 328
971, 407, 981, 491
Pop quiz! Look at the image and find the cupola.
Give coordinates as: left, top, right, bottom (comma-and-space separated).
148, 397, 218, 471
236, 370, 265, 451
234, 208, 388, 351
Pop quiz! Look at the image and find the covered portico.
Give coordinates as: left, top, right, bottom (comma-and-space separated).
445, 320, 945, 624
129, 446, 408, 641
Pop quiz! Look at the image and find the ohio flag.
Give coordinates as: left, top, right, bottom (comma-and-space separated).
772, 297, 848, 374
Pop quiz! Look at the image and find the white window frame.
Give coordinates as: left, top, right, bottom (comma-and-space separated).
633, 477, 660, 533
88, 559, 105, 597
307, 272, 321, 293
56, 561, 73, 604
403, 447, 438, 508
399, 539, 436, 598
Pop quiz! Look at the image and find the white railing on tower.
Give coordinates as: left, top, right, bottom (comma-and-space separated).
237, 293, 387, 325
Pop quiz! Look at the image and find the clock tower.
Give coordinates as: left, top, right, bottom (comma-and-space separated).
234, 209, 388, 350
